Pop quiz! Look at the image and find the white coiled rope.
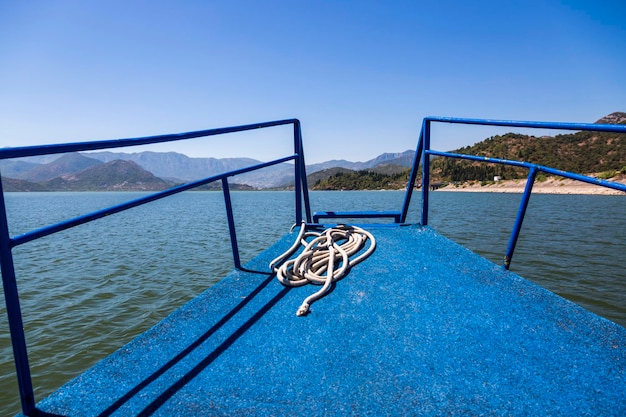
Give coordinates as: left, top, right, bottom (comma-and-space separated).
270, 223, 376, 316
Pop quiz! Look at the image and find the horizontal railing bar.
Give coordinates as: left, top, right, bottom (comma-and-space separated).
425, 116, 626, 134
313, 211, 402, 223
0, 119, 299, 160
314, 211, 402, 218
538, 166, 626, 192
11, 154, 297, 247
2, 118, 307, 416
426, 150, 533, 169
425, 150, 626, 193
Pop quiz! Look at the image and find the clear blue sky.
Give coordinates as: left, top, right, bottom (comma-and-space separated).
1, 0, 624, 163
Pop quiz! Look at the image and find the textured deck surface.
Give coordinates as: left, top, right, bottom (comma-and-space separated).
24, 225, 626, 416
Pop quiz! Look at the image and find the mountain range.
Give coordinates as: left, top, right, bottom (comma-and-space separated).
0, 149, 415, 191
1, 112, 624, 192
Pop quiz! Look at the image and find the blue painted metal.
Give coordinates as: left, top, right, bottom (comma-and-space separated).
424, 149, 625, 269
540, 164, 626, 192
295, 121, 312, 223
420, 119, 431, 225
0, 179, 36, 416
0, 119, 301, 160
424, 115, 626, 133
312, 210, 402, 223
0, 119, 309, 416
413, 117, 626, 268
2, 115, 626, 415
504, 167, 538, 269
293, 121, 304, 225
19, 225, 626, 416
221, 178, 241, 270
425, 149, 626, 193
11, 154, 298, 248
400, 128, 423, 223
426, 149, 532, 169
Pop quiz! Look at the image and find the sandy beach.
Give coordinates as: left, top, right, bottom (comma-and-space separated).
438, 176, 626, 195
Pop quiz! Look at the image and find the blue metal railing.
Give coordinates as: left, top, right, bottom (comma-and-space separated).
3, 116, 626, 415
400, 117, 626, 270
0, 119, 311, 416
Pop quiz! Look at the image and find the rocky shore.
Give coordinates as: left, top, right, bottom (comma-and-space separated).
438, 176, 626, 195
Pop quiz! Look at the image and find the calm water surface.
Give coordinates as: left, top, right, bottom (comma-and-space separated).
1, 190, 624, 415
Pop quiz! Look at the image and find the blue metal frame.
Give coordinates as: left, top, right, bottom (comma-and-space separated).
413, 117, 626, 270
313, 211, 401, 223
399, 126, 424, 223
0, 179, 35, 415
2, 115, 625, 415
0, 119, 310, 416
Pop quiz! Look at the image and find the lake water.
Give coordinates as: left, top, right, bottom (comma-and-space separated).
1, 190, 624, 415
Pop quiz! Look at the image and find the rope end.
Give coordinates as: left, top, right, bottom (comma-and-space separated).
296, 303, 310, 316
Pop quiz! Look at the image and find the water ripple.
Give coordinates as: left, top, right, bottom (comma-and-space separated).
1, 191, 624, 415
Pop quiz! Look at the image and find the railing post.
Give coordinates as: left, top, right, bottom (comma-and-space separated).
504, 166, 538, 270
400, 129, 424, 223
296, 122, 312, 223
420, 120, 431, 225
221, 178, 241, 269
293, 122, 303, 224
0, 178, 36, 415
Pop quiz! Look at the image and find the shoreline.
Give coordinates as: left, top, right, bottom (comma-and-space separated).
436, 177, 626, 195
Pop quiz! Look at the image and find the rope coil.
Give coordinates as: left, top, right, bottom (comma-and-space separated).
270, 223, 376, 316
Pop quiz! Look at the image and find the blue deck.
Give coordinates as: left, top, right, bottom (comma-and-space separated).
24, 225, 626, 416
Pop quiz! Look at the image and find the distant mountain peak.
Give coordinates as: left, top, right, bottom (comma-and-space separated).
18, 152, 102, 182
48, 159, 170, 191
595, 112, 626, 125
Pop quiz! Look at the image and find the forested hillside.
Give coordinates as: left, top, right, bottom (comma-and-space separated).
313, 112, 626, 189
436, 130, 625, 182
311, 168, 410, 190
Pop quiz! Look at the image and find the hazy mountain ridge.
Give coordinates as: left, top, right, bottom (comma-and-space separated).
1, 177, 48, 192
1, 149, 417, 191
42, 160, 170, 191
85, 151, 296, 188
20, 153, 103, 182
442, 120, 625, 181
307, 150, 414, 172
85, 151, 260, 181
305, 112, 626, 190
1, 112, 623, 191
